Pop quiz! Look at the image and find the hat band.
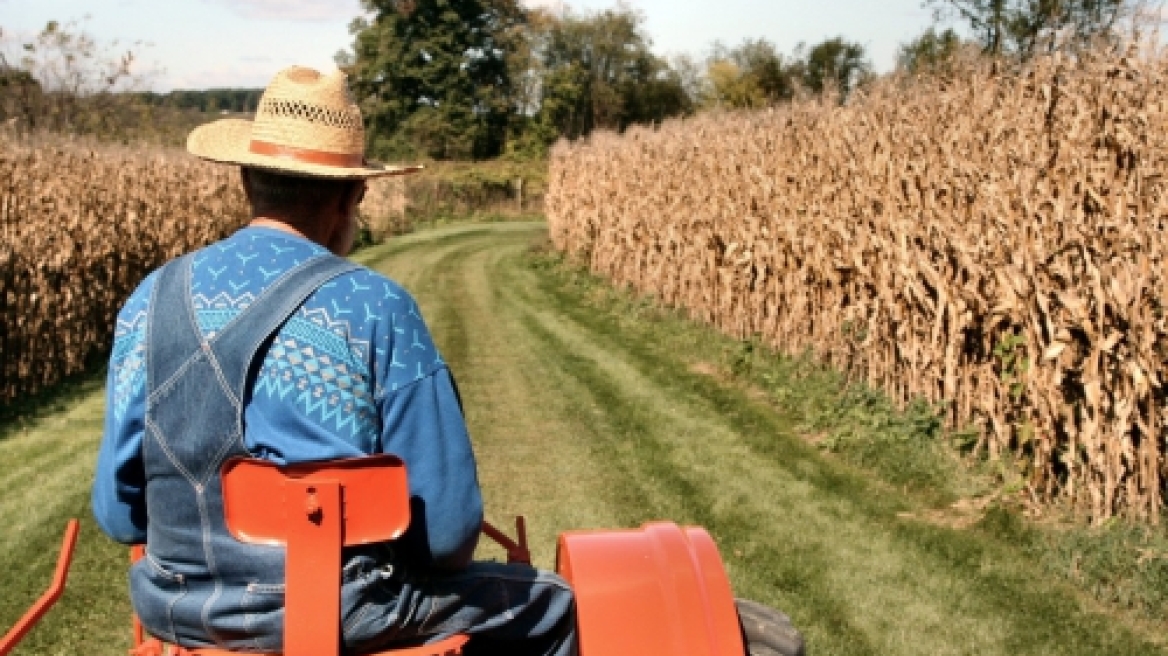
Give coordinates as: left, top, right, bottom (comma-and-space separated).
248, 140, 364, 168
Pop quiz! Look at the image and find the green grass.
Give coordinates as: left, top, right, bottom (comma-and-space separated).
0, 379, 131, 655
1, 222, 1165, 654
0, 366, 110, 431
984, 507, 1168, 621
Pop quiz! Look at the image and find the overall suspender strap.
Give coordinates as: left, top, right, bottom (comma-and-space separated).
147, 252, 361, 405
146, 254, 203, 399
204, 254, 360, 399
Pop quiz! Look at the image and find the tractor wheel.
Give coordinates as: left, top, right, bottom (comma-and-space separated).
736, 598, 805, 656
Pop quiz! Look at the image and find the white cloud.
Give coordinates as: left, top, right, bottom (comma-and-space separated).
200, 0, 362, 22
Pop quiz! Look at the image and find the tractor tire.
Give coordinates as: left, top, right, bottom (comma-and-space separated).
736, 598, 805, 656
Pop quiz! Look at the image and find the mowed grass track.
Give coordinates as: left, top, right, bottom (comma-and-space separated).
1, 222, 1163, 655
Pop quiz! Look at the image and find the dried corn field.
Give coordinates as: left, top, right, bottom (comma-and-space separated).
0, 133, 413, 406
0, 134, 250, 403
548, 49, 1168, 522
360, 175, 410, 239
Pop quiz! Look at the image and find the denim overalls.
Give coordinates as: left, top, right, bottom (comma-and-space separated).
131, 252, 358, 651
130, 249, 578, 655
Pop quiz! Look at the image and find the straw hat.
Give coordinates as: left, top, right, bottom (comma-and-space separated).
187, 66, 420, 179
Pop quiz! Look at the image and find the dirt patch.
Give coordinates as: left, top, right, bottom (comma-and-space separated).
689, 361, 723, 379
898, 495, 999, 530
688, 361, 774, 405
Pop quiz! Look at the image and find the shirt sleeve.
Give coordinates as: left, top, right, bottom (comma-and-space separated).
379, 367, 483, 570
92, 278, 154, 545
372, 288, 482, 571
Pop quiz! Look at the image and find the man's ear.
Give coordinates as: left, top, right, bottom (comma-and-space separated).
337, 180, 365, 220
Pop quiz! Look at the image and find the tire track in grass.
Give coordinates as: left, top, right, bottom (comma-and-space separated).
364, 223, 621, 566
456, 232, 884, 654
509, 290, 907, 656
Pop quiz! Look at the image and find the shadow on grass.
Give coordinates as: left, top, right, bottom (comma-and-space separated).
0, 366, 107, 442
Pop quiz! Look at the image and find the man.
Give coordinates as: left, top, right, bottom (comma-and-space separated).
92, 66, 576, 655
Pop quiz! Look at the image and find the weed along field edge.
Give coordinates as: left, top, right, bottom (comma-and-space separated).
1, 223, 1165, 655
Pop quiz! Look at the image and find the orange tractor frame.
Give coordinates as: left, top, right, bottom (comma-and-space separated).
0, 455, 802, 656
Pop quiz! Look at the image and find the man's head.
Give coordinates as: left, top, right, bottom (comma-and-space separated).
184, 65, 421, 252
241, 167, 366, 256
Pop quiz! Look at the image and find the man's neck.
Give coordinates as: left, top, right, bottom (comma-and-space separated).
249, 217, 317, 244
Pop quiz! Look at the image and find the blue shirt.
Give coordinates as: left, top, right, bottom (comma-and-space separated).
92, 226, 483, 569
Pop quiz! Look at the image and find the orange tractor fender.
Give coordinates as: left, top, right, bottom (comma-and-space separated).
557, 522, 746, 656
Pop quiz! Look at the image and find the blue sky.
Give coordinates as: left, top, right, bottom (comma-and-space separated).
1, 0, 939, 90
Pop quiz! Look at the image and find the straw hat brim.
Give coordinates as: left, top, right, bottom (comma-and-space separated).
187, 119, 421, 179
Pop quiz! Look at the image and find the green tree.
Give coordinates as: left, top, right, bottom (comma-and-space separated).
534, 6, 690, 140
704, 38, 797, 109
342, 0, 527, 160
928, 0, 1131, 58
897, 27, 969, 74
724, 38, 796, 102
705, 59, 765, 109
622, 61, 691, 126
797, 37, 872, 98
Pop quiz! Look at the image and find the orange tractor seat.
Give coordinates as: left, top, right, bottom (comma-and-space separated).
129, 455, 748, 656
131, 455, 468, 656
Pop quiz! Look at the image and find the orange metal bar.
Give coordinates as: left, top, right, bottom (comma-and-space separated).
481, 517, 531, 565
130, 545, 147, 650
285, 478, 343, 656
0, 520, 80, 656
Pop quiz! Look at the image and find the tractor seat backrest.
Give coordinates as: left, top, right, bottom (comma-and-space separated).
218, 455, 466, 656
221, 454, 411, 548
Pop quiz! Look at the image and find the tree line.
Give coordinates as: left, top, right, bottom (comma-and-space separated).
899, 0, 1136, 73
138, 88, 263, 114
0, 21, 219, 143
338, 0, 884, 161
0, 0, 1147, 154
339, 0, 1146, 161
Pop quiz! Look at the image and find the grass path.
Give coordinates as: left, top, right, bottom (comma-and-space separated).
1, 222, 1163, 654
